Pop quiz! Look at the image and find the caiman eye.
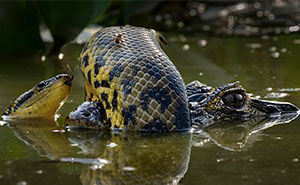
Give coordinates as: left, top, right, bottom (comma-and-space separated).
222, 91, 245, 109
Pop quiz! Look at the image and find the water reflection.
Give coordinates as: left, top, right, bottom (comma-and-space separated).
8, 119, 72, 159
5, 110, 299, 184
7, 120, 191, 185
193, 112, 299, 151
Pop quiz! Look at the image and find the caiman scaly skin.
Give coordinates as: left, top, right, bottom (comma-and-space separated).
76, 26, 190, 131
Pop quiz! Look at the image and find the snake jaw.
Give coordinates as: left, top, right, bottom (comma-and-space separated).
2, 74, 72, 120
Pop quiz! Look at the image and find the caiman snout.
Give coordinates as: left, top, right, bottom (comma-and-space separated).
250, 98, 299, 115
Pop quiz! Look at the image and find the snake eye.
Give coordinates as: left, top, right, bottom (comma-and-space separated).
222, 91, 246, 109
83, 112, 91, 117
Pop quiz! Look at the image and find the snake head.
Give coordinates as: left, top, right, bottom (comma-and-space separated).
2, 74, 72, 120
65, 101, 107, 130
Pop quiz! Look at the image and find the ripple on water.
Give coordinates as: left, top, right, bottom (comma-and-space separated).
264, 92, 289, 99
278, 88, 300, 92
16, 181, 27, 185
0, 121, 7, 126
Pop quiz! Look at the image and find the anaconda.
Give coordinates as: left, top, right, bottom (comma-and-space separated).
2, 26, 299, 131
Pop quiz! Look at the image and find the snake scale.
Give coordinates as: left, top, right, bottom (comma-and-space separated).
77, 26, 190, 131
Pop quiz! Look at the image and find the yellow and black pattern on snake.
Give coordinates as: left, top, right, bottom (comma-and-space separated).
78, 26, 190, 131
2, 74, 72, 119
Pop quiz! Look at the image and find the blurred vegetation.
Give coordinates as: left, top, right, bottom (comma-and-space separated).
0, 0, 299, 56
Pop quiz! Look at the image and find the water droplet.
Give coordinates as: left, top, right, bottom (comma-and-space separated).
268, 14, 275, 20
197, 4, 206, 13
254, 2, 261, 9
41, 55, 46, 62
269, 47, 277, 52
289, 26, 299, 32
16, 181, 27, 185
245, 18, 251, 24
177, 21, 184, 28
36, 170, 43, 174
264, 10, 270, 16
107, 143, 118, 148
198, 39, 207, 47
217, 158, 225, 163
123, 166, 136, 171
219, 9, 229, 17
256, 10, 263, 17
189, 9, 197, 16
58, 53, 64, 60
280, 48, 287, 53
271, 52, 280, 58
236, 3, 246, 11
182, 44, 190, 51
266, 87, 272, 91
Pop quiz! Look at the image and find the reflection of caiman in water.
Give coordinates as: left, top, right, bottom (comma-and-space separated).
6, 111, 298, 184
194, 113, 299, 152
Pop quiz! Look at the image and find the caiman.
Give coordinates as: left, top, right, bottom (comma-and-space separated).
2, 26, 299, 131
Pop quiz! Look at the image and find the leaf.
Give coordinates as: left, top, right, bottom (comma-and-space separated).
37, 1, 111, 55
0, 1, 45, 56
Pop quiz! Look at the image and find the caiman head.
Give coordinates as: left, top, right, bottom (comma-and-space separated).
187, 81, 299, 125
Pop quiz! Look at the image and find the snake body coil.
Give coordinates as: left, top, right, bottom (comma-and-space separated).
79, 26, 190, 131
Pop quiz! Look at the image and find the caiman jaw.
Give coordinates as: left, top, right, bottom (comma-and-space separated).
190, 81, 299, 120
249, 98, 299, 116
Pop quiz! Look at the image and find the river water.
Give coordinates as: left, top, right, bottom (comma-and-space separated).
0, 32, 300, 185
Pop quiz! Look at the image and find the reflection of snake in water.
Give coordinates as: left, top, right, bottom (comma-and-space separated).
7, 113, 298, 184
8, 120, 192, 185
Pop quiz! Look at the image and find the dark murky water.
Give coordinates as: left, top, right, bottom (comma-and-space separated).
1, 33, 300, 185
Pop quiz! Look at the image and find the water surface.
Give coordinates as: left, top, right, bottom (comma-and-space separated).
1, 33, 300, 185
